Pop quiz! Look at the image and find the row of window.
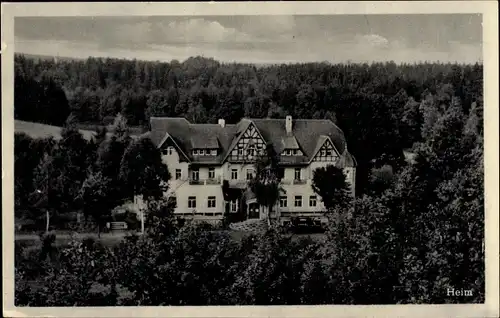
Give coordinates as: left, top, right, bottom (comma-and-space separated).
165, 145, 336, 160
319, 149, 335, 157
166, 145, 335, 162
281, 149, 303, 156
162, 146, 220, 157
175, 168, 306, 181
182, 195, 317, 210
187, 196, 217, 209
279, 195, 317, 208
192, 149, 218, 156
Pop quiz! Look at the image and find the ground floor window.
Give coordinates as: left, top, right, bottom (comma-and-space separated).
309, 195, 317, 207
279, 196, 287, 208
208, 196, 216, 208
294, 195, 302, 207
188, 196, 196, 208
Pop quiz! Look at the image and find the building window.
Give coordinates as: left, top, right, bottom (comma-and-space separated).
188, 196, 196, 208
320, 149, 326, 156
170, 196, 177, 207
279, 196, 287, 208
211, 149, 217, 156
246, 168, 254, 180
292, 149, 298, 156
230, 200, 238, 212
191, 169, 199, 181
285, 149, 291, 156
175, 169, 182, 180
231, 169, 238, 180
294, 196, 302, 207
238, 149, 244, 155
163, 146, 174, 155
208, 196, 216, 208
247, 148, 255, 157
309, 196, 317, 207
208, 167, 215, 179
326, 150, 332, 156
193, 149, 199, 155
278, 168, 285, 179
294, 168, 301, 180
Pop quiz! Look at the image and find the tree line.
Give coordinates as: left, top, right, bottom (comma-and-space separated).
14, 54, 484, 304
14, 54, 483, 195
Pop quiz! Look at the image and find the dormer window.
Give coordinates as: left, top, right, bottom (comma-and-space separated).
286, 149, 291, 156
193, 148, 218, 156
162, 146, 174, 155
292, 149, 298, 156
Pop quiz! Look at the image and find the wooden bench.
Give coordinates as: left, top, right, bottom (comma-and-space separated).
108, 221, 128, 232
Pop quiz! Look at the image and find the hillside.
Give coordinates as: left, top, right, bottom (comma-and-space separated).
15, 120, 97, 141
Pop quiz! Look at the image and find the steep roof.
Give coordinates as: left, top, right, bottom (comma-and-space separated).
281, 135, 300, 149
251, 118, 347, 160
149, 117, 355, 167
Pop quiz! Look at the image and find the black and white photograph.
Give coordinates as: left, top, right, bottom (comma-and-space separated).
2, 2, 499, 317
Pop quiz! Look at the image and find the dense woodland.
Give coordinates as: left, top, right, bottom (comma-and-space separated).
14, 54, 484, 305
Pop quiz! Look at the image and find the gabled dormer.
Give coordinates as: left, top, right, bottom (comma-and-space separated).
226, 121, 266, 162
190, 136, 220, 157
280, 135, 303, 156
158, 132, 190, 162
310, 135, 340, 163
280, 116, 304, 157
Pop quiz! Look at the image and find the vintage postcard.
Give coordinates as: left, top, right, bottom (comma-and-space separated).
2, 1, 499, 318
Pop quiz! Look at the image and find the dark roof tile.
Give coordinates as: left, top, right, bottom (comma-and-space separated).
149, 117, 354, 167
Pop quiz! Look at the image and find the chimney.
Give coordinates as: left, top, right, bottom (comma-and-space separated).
218, 119, 225, 128
285, 115, 292, 134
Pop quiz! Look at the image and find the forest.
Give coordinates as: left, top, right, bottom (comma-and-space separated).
14, 54, 484, 305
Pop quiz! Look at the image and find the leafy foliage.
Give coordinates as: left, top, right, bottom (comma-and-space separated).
77, 172, 114, 236
311, 165, 351, 211
14, 54, 483, 195
14, 55, 484, 305
249, 144, 282, 223
119, 136, 171, 201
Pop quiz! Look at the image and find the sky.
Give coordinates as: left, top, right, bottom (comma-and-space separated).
14, 14, 483, 64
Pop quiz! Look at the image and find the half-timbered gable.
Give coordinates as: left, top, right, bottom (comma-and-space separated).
311, 136, 339, 163
228, 122, 266, 162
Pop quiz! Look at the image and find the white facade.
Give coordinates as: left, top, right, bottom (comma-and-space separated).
136, 116, 356, 225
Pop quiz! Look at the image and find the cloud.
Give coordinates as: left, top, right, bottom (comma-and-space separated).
14, 36, 482, 65
358, 34, 390, 48
164, 18, 255, 43
14, 17, 482, 64
94, 18, 257, 48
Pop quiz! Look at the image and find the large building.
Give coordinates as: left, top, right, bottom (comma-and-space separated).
142, 115, 356, 226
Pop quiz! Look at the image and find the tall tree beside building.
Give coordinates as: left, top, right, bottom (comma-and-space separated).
249, 143, 282, 226
311, 165, 351, 212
